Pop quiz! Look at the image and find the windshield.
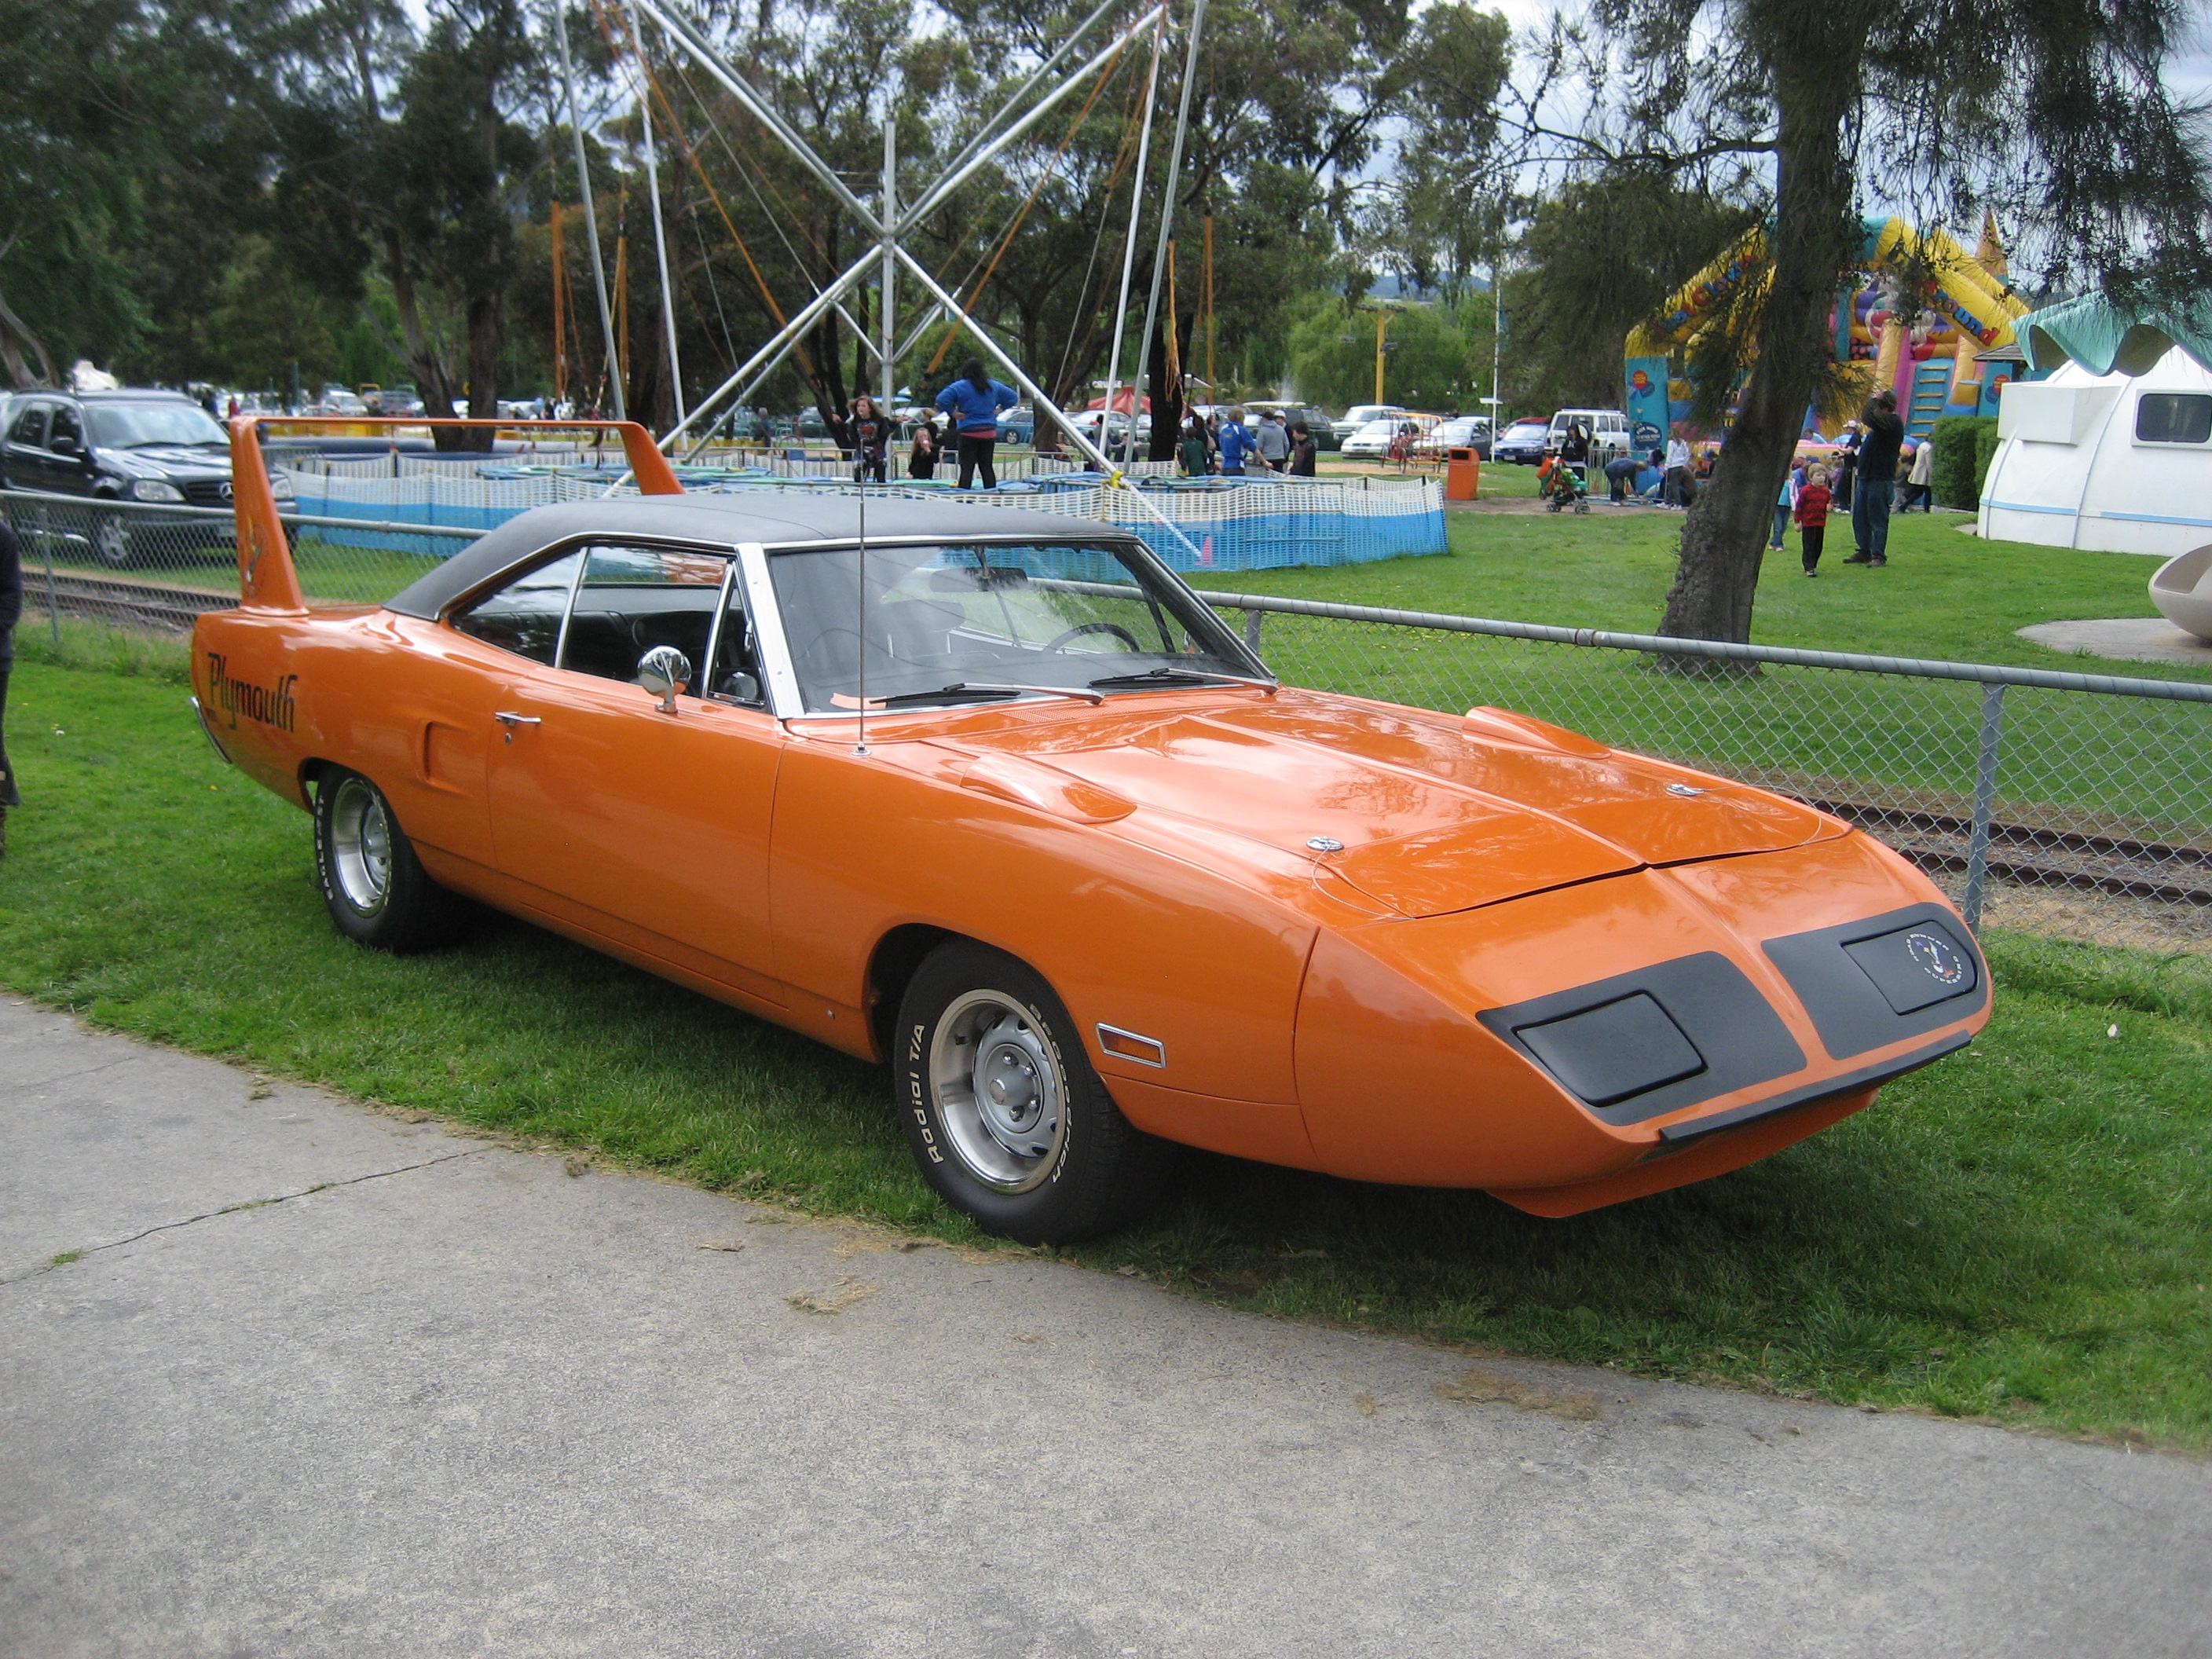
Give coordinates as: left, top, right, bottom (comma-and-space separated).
768, 540, 1267, 715
84, 402, 226, 449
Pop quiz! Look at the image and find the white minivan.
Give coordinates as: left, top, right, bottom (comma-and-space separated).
1547, 408, 1632, 467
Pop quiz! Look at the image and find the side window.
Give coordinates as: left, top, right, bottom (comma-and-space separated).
46, 405, 82, 451
2136, 393, 2212, 445
558, 544, 728, 687
451, 550, 585, 664
9, 404, 46, 448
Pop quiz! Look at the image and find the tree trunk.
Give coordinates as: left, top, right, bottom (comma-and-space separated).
456, 288, 501, 454
1658, 71, 1858, 644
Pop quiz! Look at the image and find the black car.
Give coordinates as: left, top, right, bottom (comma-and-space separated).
1, 389, 290, 566
1492, 418, 1553, 465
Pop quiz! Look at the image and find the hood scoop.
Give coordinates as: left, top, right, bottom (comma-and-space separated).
1326, 811, 1639, 917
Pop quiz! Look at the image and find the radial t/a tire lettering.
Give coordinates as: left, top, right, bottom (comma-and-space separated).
895, 940, 1162, 1243
312, 767, 461, 952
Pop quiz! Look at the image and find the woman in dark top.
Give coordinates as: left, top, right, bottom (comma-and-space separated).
0, 520, 21, 851
1286, 420, 1318, 477
848, 395, 890, 485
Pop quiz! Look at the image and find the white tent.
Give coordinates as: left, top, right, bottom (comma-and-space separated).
1979, 346, 2212, 556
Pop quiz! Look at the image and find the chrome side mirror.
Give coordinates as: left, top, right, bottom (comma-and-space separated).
637, 646, 692, 712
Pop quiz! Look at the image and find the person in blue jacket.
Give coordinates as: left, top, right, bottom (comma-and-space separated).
934, 359, 1020, 489
1215, 407, 1254, 476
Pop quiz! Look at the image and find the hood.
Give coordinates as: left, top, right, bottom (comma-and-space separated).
954, 694, 1841, 918
103, 445, 231, 479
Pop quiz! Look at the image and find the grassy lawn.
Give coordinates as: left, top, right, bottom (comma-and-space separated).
5, 653, 2210, 1449
1194, 496, 2193, 676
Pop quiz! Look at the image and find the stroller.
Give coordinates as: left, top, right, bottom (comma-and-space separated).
1538, 453, 1590, 514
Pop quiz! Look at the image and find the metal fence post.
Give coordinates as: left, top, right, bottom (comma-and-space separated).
1243, 607, 1264, 653
39, 513, 61, 649
1961, 682, 2007, 934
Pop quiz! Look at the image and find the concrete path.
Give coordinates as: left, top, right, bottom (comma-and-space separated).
3, 995, 2207, 1659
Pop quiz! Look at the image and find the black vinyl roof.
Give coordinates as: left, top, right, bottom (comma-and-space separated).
382, 493, 1139, 620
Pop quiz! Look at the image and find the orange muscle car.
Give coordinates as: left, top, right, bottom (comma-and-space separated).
192, 419, 1990, 1241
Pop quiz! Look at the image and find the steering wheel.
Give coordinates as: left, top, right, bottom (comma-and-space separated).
1045, 621, 1142, 654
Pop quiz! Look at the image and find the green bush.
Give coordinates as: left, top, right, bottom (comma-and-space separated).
1931, 415, 1998, 509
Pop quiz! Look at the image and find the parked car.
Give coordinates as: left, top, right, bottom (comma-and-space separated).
1494, 418, 1552, 464
1416, 416, 1492, 462
1, 388, 292, 566
1340, 412, 1441, 460
997, 404, 1036, 444
193, 418, 1991, 1243
1331, 403, 1405, 443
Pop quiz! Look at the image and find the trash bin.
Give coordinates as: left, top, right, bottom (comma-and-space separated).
1445, 446, 1481, 500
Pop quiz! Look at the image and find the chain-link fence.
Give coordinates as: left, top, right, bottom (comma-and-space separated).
9, 485, 2208, 952
1207, 591, 2212, 954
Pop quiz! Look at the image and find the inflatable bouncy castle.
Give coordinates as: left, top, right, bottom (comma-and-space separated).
1623, 214, 2034, 450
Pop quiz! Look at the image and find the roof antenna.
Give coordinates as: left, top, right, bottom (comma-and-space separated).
855, 421, 869, 756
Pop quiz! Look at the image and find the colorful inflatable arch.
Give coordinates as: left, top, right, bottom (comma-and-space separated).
1623, 214, 2033, 449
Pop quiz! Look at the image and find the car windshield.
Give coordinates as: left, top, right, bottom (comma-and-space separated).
84, 402, 226, 449
768, 540, 1266, 715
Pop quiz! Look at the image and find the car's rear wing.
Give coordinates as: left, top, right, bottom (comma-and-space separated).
229, 416, 683, 613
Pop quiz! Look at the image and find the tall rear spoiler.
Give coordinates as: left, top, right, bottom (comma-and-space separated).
229, 416, 684, 613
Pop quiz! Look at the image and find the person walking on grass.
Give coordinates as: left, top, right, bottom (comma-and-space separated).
1286, 419, 1318, 477
1771, 463, 1800, 551
1905, 433, 1936, 511
1847, 389, 1903, 566
934, 358, 1019, 489
1796, 463, 1833, 576
1663, 427, 1691, 507
0, 519, 20, 855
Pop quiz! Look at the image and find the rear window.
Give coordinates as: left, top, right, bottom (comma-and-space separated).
2136, 393, 2212, 445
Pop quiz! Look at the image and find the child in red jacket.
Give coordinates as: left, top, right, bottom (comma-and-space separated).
1795, 464, 1833, 575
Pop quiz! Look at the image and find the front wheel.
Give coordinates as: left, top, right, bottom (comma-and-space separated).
313, 768, 461, 951
895, 941, 1163, 1243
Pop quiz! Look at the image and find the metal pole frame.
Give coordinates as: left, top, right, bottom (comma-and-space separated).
881, 117, 897, 414
1122, 0, 1207, 466
895, 246, 1208, 564
633, 60, 686, 425
1098, 9, 1168, 468
924, 0, 1124, 207
557, 4, 626, 420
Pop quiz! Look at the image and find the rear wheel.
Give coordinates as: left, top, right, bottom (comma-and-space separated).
313, 768, 460, 951
895, 941, 1162, 1243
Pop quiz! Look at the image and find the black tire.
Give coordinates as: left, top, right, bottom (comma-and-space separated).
894, 940, 1163, 1243
312, 768, 460, 952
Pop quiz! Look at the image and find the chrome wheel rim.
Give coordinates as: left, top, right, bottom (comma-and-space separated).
928, 990, 1066, 1192
95, 519, 130, 566
328, 778, 393, 915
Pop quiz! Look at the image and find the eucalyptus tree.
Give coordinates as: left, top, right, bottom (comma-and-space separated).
1537, 0, 2212, 643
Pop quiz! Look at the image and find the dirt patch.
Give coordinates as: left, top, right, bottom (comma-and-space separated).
786, 1275, 879, 1315
1434, 1365, 1602, 1420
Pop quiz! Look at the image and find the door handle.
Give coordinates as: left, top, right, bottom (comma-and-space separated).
494, 711, 542, 743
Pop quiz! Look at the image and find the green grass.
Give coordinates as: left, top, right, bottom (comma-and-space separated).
4, 657, 2210, 1448
1192, 513, 2212, 833
1196, 498, 2190, 676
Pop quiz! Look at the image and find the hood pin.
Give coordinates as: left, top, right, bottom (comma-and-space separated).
1307, 837, 1345, 852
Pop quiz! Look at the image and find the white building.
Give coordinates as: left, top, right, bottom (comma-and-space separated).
1980, 345, 2212, 557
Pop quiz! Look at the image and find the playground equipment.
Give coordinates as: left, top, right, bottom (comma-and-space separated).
1624, 215, 2034, 448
